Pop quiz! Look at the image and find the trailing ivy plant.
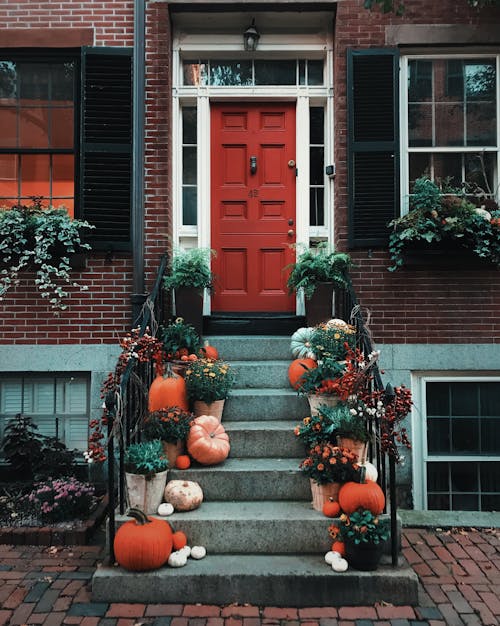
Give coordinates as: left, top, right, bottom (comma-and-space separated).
364, 0, 500, 13
388, 177, 500, 270
0, 198, 94, 310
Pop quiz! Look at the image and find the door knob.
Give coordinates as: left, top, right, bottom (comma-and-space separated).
287, 229, 295, 237
250, 156, 257, 175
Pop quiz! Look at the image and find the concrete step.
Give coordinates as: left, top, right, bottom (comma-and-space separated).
92, 553, 418, 606
231, 360, 291, 389
207, 335, 293, 362
224, 420, 303, 458
224, 388, 309, 421
168, 458, 308, 501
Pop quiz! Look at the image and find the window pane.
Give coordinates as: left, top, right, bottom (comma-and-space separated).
408, 103, 433, 147
435, 103, 464, 146
255, 60, 296, 85
481, 494, 500, 511
409, 153, 430, 186
452, 494, 479, 510
310, 107, 324, 145
21, 154, 50, 199
466, 102, 496, 146
465, 61, 496, 101
481, 418, 500, 454
182, 186, 197, 225
432, 154, 463, 186
446, 60, 464, 99
183, 62, 208, 86
310, 147, 324, 185
426, 382, 449, 416
309, 187, 324, 227
19, 107, 50, 148
408, 60, 432, 102
51, 107, 74, 148
0, 107, 17, 147
451, 383, 477, 416
0, 154, 18, 199
464, 153, 495, 192
51, 62, 75, 101
210, 61, 252, 86
182, 107, 197, 144
183, 147, 197, 185
428, 494, 449, 510
452, 418, 479, 453
52, 154, 74, 215
451, 462, 478, 491
480, 462, 500, 492
427, 417, 450, 453
308, 60, 324, 85
427, 462, 449, 491
0, 60, 17, 99
480, 382, 500, 416
19, 63, 49, 100
299, 60, 306, 86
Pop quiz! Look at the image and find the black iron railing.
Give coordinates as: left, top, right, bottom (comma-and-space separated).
104, 252, 169, 563
335, 278, 399, 567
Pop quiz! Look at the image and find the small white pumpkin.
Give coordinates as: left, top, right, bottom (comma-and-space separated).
290, 327, 316, 360
324, 550, 341, 565
362, 461, 378, 483
179, 545, 191, 558
190, 545, 207, 560
157, 502, 174, 516
168, 550, 188, 567
331, 557, 348, 572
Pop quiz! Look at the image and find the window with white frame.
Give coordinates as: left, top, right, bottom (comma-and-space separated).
0, 374, 90, 452
404, 56, 499, 201
422, 378, 500, 512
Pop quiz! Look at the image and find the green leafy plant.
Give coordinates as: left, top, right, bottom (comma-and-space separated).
142, 407, 194, 443
163, 247, 215, 293
124, 440, 168, 476
286, 243, 352, 300
330, 509, 389, 545
1, 413, 43, 480
294, 411, 337, 449
35, 437, 79, 481
0, 198, 94, 309
388, 177, 500, 270
184, 358, 236, 403
160, 318, 202, 359
297, 358, 346, 396
317, 402, 371, 443
300, 443, 361, 485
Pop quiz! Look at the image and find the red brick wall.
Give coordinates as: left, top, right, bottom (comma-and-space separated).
0, 1, 171, 345
333, 0, 500, 344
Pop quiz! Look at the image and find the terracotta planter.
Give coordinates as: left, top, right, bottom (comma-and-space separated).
174, 287, 204, 336
304, 282, 334, 326
125, 469, 168, 515
193, 399, 225, 421
307, 393, 340, 416
309, 479, 341, 512
344, 537, 386, 571
162, 440, 184, 467
336, 436, 368, 463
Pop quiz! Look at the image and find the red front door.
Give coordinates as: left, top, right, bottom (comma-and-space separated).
211, 102, 296, 312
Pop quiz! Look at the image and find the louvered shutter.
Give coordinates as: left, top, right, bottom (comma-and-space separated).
347, 49, 399, 247
80, 47, 133, 248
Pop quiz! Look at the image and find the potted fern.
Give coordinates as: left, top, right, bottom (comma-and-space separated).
163, 247, 215, 335
124, 440, 168, 514
286, 243, 352, 326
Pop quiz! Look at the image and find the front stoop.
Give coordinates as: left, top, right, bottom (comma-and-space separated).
92, 554, 419, 606
92, 336, 418, 606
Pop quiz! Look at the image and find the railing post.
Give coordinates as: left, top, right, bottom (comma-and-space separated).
105, 391, 116, 565
389, 453, 398, 566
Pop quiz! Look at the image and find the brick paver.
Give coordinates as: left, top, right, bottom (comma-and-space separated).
0, 528, 499, 625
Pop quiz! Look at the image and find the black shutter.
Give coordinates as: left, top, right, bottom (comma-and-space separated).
347, 49, 399, 247
80, 47, 133, 248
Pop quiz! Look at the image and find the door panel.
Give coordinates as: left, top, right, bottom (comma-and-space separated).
211, 102, 296, 312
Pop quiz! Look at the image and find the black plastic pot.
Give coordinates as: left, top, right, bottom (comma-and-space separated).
304, 282, 334, 326
345, 537, 386, 571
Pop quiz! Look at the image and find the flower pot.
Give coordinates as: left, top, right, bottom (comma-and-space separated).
307, 393, 340, 416
304, 282, 334, 327
193, 399, 225, 421
174, 287, 204, 336
309, 479, 341, 512
162, 440, 184, 467
125, 470, 168, 515
344, 537, 386, 571
336, 436, 368, 463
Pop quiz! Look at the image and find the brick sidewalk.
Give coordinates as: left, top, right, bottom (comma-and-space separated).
0, 527, 498, 626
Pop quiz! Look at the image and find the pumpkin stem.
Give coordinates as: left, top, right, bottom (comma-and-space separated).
126, 508, 151, 525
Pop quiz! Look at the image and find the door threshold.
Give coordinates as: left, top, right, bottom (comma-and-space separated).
204, 313, 306, 336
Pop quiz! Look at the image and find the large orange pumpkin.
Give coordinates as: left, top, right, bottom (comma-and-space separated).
114, 508, 173, 571
187, 415, 230, 465
288, 358, 317, 390
338, 480, 385, 515
148, 365, 188, 412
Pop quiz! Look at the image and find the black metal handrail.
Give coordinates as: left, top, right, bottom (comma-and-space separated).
335, 277, 399, 567
105, 252, 168, 563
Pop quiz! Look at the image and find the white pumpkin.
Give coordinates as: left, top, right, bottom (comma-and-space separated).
331, 557, 348, 572
190, 545, 207, 560
179, 545, 191, 558
168, 551, 188, 567
290, 327, 316, 360
157, 502, 174, 516
362, 461, 378, 482
324, 550, 341, 565
164, 480, 204, 511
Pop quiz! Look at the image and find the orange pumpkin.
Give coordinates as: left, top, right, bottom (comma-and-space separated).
331, 540, 345, 556
172, 530, 188, 551
288, 358, 317, 390
322, 498, 341, 518
201, 341, 219, 361
338, 480, 385, 515
114, 508, 173, 571
187, 415, 230, 465
148, 364, 188, 412
175, 454, 191, 470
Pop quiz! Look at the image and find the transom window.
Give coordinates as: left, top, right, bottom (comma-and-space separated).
0, 57, 76, 214
405, 56, 498, 200
183, 59, 324, 87
424, 379, 500, 512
